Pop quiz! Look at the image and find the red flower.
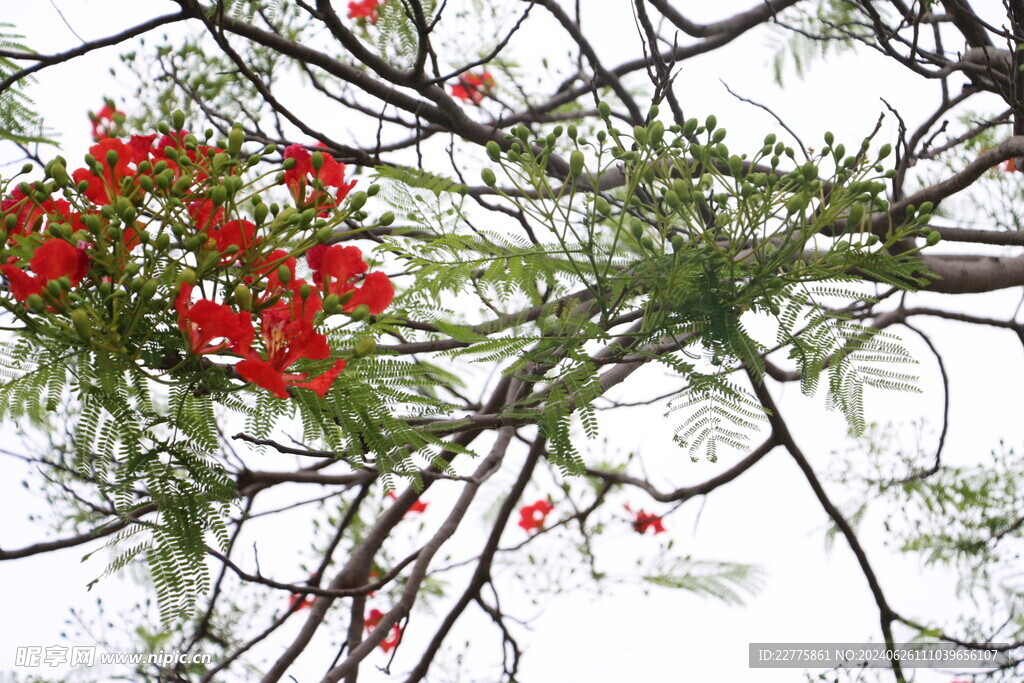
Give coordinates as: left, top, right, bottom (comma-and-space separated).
385, 490, 428, 515
625, 503, 666, 535
288, 593, 315, 611
348, 0, 383, 22
89, 104, 124, 141
282, 144, 357, 214
517, 499, 553, 533
175, 284, 254, 356
250, 249, 297, 301
1, 239, 89, 304
308, 245, 394, 314
1003, 158, 1017, 173
364, 608, 385, 629
188, 200, 224, 232
364, 609, 402, 653
71, 138, 134, 205
235, 302, 346, 398
1, 186, 56, 239
451, 72, 496, 104
207, 219, 258, 263
379, 624, 402, 653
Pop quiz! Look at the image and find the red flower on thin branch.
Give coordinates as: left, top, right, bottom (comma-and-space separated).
517, 499, 553, 532
307, 244, 394, 314
282, 144, 357, 215
624, 503, 666, 535
174, 284, 254, 356
1, 239, 89, 304
451, 72, 496, 104
348, 0, 383, 23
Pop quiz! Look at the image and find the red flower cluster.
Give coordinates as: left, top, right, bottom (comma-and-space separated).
451, 72, 496, 105
0, 107, 393, 402
625, 503, 666, 535
518, 499, 553, 533
348, 0, 383, 23
364, 608, 402, 653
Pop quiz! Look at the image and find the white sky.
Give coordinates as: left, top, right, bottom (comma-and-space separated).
1, 1, 1021, 682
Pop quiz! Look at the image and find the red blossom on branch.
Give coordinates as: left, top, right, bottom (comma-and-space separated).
234, 302, 346, 399
288, 593, 315, 611
364, 609, 402, 653
1, 239, 89, 304
282, 144, 357, 215
624, 503, 666, 535
348, 0, 383, 23
308, 244, 394, 314
174, 284, 254, 356
385, 490, 429, 515
450, 72, 496, 104
517, 499, 553, 532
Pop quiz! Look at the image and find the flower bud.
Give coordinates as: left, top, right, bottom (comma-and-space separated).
925, 230, 941, 247
349, 304, 371, 321
353, 337, 376, 357
569, 150, 584, 177
312, 151, 324, 172
254, 202, 269, 225
210, 185, 228, 206
47, 279, 63, 297
348, 191, 367, 211
172, 110, 186, 130
486, 141, 502, 162
105, 149, 120, 169
323, 293, 340, 314
26, 294, 45, 312
598, 101, 611, 118
282, 157, 297, 170
379, 211, 395, 226
316, 226, 334, 243
227, 125, 244, 155
178, 268, 198, 287
71, 309, 93, 340
705, 114, 717, 131
233, 284, 253, 311
299, 283, 312, 300
367, 184, 380, 197
155, 233, 171, 251
140, 279, 159, 300
481, 168, 496, 186
276, 263, 292, 285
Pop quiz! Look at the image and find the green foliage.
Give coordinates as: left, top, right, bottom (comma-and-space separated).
0, 22, 56, 146
769, 1, 869, 85
643, 557, 766, 605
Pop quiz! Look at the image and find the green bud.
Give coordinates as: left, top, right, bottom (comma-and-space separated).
316, 226, 334, 243
233, 284, 253, 311
323, 293, 340, 315
925, 231, 941, 247
598, 101, 611, 118
569, 150, 585, 177
664, 190, 680, 210
878, 144, 892, 160
567, 124, 578, 140
919, 201, 934, 215
140, 279, 159, 300
155, 233, 170, 251
105, 149, 119, 169
367, 184, 380, 197
210, 185, 228, 206
348, 191, 367, 211
178, 268, 198, 287
353, 337, 376, 357
640, 235, 654, 250
824, 131, 835, 146
801, 164, 818, 181
486, 141, 502, 162
138, 175, 155, 193
228, 125, 244, 155
481, 168, 497, 186
630, 220, 644, 240
172, 110, 186, 130
350, 304, 371, 321
47, 279, 62, 297
847, 203, 865, 226
705, 114, 717, 132
786, 195, 810, 214
671, 235, 684, 251
282, 157, 297, 170
712, 128, 727, 143
379, 211, 395, 226
299, 283, 312, 300
276, 263, 292, 285
633, 125, 648, 145
649, 121, 664, 144
26, 294, 45, 313
71, 309, 92, 340
254, 202, 269, 225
